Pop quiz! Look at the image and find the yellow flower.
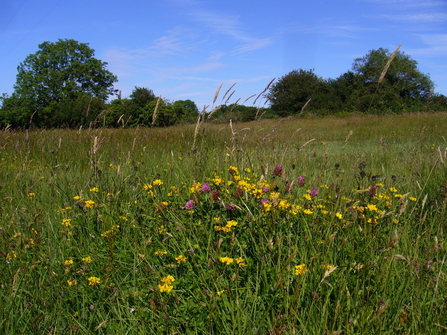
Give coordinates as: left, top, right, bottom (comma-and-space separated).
28, 192, 36, 197
226, 220, 238, 228
88, 276, 101, 286
175, 255, 188, 264
335, 212, 343, 219
303, 209, 313, 215
154, 250, 168, 256
64, 259, 74, 266
366, 204, 378, 212
143, 184, 153, 191
153, 179, 163, 186
389, 187, 398, 193
61, 218, 72, 227
84, 200, 95, 209
158, 275, 175, 292
159, 284, 173, 293
82, 256, 93, 263
321, 264, 335, 270
409, 196, 417, 202
294, 264, 309, 275
73, 195, 81, 200
220, 257, 234, 265
89, 187, 99, 193
235, 257, 246, 267
67, 279, 77, 286
6, 251, 17, 260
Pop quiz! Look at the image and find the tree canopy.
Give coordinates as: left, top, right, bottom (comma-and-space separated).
15, 39, 117, 105
1, 39, 117, 127
268, 47, 438, 114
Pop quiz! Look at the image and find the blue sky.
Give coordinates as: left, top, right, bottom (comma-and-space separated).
1, 0, 446, 110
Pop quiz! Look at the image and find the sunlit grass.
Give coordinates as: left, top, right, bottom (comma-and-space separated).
1, 112, 447, 334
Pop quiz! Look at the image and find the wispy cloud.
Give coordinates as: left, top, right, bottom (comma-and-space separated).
382, 13, 447, 22
409, 34, 447, 56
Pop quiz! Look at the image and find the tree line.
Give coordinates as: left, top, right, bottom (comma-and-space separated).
1, 39, 446, 129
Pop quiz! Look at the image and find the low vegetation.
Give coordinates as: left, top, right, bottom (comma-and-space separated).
1, 112, 447, 334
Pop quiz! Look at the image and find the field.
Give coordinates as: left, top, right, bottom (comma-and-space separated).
1, 112, 447, 334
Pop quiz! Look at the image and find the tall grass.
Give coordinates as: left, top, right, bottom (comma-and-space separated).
1, 112, 447, 334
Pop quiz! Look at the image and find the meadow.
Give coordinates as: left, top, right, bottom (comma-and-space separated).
1, 112, 447, 334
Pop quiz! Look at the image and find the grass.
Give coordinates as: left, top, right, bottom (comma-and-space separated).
1, 112, 447, 334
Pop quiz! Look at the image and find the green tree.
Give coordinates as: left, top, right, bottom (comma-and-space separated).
268, 69, 329, 116
350, 47, 434, 112
171, 99, 199, 123
6, 39, 117, 127
129, 87, 156, 107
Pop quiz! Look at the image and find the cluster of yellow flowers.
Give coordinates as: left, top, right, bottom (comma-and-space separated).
159, 275, 175, 293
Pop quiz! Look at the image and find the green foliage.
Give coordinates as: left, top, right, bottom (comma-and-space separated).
0, 39, 117, 128
269, 69, 328, 116
268, 48, 444, 115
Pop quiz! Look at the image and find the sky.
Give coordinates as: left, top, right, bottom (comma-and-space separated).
1, 0, 446, 110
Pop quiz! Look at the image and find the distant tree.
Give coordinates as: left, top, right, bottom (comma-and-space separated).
4, 39, 117, 127
171, 99, 199, 123
350, 47, 434, 112
268, 69, 328, 116
129, 87, 156, 107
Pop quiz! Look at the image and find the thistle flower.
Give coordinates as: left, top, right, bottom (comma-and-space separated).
369, 184, 377, 197
210, 189, 220, 202
226, 203, 236, 211
273, 164, 283, 176
185, 200, 194, 210
297, 176, 305, 187
201, 183, 211, 193
309, 188, 319, 197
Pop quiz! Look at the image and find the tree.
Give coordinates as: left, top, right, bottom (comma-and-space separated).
9, 39, 117, 126
268, 69, 329, 116
350, 47, 434, 112
129, 87, 156, 107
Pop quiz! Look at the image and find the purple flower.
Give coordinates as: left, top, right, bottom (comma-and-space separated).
369, 184, 377, 197
297, 176, 305, 187
309, 188, 319, 197
201, 183, 211, 193
273, 164, 283, 176
185, 200, 194, 210
211, 190, 220, 203
259, 198, 269, 207
226, 203, 236, 211
262, 186, 269, 193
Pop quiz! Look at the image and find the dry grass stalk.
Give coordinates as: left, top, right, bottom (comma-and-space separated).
91, 134, 105, 156
213, 83, 223, 107
378, 44, 401, 86
229, 119, 237, 152
299, 138, 315, 150
151, 96, 162, 127
437, 146, 445, 164
221, 83, 237, 103
191, 114, 202, 151
206, 106, 221, 121
299, 98, 311, 115
243, 94, 257, 104
225, 90, 236, 105
85, 97, 93, 117
253, 78, 275, 105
